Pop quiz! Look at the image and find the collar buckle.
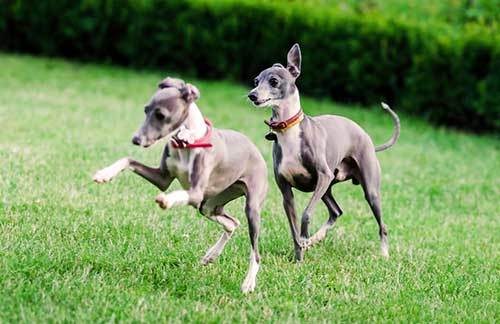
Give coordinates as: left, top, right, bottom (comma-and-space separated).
264, 110, 304, 132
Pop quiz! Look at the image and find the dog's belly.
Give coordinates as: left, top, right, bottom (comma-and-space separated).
166, 151, 243, 196
292, 174, 317, 192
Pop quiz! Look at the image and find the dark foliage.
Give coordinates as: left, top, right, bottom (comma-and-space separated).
1, 0, 498, 131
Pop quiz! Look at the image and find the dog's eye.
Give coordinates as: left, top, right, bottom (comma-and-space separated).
155, 110, 165, 121
254, 78, 259, 87
269, 78, 278, 87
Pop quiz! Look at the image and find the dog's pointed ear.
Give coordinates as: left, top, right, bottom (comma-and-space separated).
181, 83, 200, 103
286, 43, 301, 78
158, 77, 185, 90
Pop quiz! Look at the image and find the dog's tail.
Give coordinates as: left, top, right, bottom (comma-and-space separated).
375, 102, 400, 152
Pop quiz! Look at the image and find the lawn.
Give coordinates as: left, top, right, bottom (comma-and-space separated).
0, 53, 498, 322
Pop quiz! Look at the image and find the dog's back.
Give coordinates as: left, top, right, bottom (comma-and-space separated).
312, 114, 374, 160
212, 128, 268, 186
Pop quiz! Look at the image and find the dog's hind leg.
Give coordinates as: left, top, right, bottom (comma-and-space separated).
199, 186, 244, 265
201, 207, 240, 265
240, 191, 263, 293
359, 155, 389, 257
302, 187, 343, 249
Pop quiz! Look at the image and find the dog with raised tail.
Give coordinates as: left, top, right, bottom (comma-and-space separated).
248, 44, 400, 261
93, 77, 268, 293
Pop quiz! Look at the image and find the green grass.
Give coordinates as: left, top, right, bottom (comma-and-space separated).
0, 53, 499, 322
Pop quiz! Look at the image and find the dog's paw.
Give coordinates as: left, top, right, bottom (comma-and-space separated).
241, 277, 256, 294
381, 242, 390, 258
294, 248, 305, 262
201, 254, 216, 265
92, 168, 116, 183
299, 237, 312, 250
155, 193, 171, 209
176, 126, 196, 144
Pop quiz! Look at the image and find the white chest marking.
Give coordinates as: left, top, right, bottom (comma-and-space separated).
277, 127, 310, 186
166, 148, 192, 189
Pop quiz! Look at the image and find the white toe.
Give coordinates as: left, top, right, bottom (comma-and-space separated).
241, 278, 256, 293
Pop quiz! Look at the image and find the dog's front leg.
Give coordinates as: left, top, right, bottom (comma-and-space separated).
129, 160, 173, 191
277, 179, 303, 261
93, 158, 130, 183
300, 166, 334, 247
93, 158, 173, 191
155, 153, 210, 210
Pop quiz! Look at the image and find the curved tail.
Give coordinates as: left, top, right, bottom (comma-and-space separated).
375, 102, 400, 152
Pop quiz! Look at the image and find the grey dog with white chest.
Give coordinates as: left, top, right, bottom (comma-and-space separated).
248, 44, 400, 261
93, 77, 268, 293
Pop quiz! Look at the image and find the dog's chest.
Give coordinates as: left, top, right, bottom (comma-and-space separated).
166, 150, 191, 189
275, 127, 310, 186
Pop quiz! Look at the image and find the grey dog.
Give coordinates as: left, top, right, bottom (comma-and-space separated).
93, 77, 268, 293
248, 44, 400, 261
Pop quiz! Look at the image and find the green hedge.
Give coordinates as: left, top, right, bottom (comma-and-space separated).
1, 0, 499, 132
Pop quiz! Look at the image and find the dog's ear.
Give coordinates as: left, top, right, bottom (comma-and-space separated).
286, 43, 301, 78
158, 77, 185, 90
272, 63, 285, 69
181, 83, 200, 103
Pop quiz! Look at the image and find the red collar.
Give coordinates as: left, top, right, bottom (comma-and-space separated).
264, 110, 304, 132
171, 118, 213, 149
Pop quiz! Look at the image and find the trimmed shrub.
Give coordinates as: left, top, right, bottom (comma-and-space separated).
1, 0, 498, 132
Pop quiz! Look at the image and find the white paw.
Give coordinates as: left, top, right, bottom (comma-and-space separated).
241, 277, 256, 294
201, 254, 216, 265
155, 191, 189, 210
155, 193, 172, 210
381, 244, 390, 258
299, 237, 312, 250
176, 126, 196, 144
241, 260, 259, 294
201, 246, 218, 265
92, 168, 117, 183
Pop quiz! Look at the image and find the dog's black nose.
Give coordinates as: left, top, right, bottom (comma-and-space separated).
132, 136, 141, 146
248, 92, 258, 102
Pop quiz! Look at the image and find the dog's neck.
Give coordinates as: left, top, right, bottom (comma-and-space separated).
181, 103, 207, 139
271, 90, 301, 122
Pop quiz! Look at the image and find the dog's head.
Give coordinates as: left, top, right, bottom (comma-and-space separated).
248, 43, 301, 108
132, 77, 200, 147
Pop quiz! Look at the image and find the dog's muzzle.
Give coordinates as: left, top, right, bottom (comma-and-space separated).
132, 135, 141, 146
247, 92, 258, 102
